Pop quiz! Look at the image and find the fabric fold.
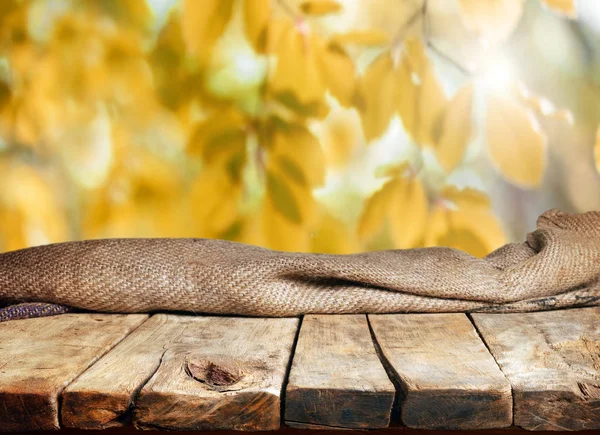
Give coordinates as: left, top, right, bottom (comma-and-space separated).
0, 209, 599, 320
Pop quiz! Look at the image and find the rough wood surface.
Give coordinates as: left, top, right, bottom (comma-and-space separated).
128, 316, 299, 431
472, 307, 600, 431
368, 313, 512, 430
285, 315, 395, 429
63, 314, 183, 428
0, 314, 147, 432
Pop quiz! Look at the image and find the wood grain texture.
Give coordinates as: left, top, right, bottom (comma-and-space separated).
285, 315, 395, 429
368, 313, 512, 430
0, 314, 147, 432
472, 307, 600, 431
62, 314, 183, 429
130, 316, 299, 431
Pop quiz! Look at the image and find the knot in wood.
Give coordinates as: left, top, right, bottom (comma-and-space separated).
185, 357, 244, 391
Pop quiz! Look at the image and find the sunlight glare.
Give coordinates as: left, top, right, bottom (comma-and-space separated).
478, 56, 514, 93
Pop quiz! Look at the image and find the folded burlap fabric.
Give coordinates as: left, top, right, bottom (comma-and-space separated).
0, 209, 599, 322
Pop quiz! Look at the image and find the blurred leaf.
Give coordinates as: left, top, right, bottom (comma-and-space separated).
271, 21, 327, 106
266, 170, 302, 224
387, 177, 429, 248
0, 162, 69, 251
86, 0, 152, 31
82, 148, 190, 239
540, 0, 576, 18
320, 108, 361, 168
0, 0, 21, 34
356, 51, 398, 141
190, 166, 242, 237
358, 175, 428, 248
595, 125, 600, 175
253, 198, 311, 251
270, 121, 326, 186
278, 155, 307, 186
316, 41, 355, 107
374, 161, 411, 178
187, 108, 248, 168
0, 80, 10, 111
515, 82, 574, 124
274, 91, 330, 119
311, 209, 360, 254
149, 11, 199, 111
358, 179, 396, 242
433, 84, 474, 172
244, 0, 271, 52
425, 195, 505, 258
439, 186, 491, 211
331, 30, 390, 47
486, 94, 547, 187
181, 0, 235, 63
397, 39, 448, 148
457, 0, 524, 45
426, 210, 500, 258
300, 0, 342, 16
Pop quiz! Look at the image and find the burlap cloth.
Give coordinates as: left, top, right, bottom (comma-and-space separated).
0, 209, 599, 321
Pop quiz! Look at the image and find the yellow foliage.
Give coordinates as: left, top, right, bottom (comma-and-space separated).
149, 11, 196, 111
331, 30, 390, 47
515, 83, 573, 124
425, 207, 505, 258
271, 21, 326, 105
181, 0, 235, 63
387, 176, 429, 248
270, 122, 326, 187
540, 0, 576, 18
257, 198, 312, 252
595, 126, 600, 175
320, 108, 362, 168
457, 0, 524, 45
358, 175, 428, 249
271, 20, 355, 108
357, 39, 449, 146
0, 162, 69, 251
316, 41, 355, 107
311, 210, 360, 254
82, 148, 190, 239
4, 0, 588, 259
244, 0, 271, 52
356, 51, 398, 141
187, 108, 248, 170
433, 84, 474, 173
424, 188, 505, 258
299, 1, 343, 16
486, 93, 547, 188
397, 39, 448, 148
190, 166, 242, 238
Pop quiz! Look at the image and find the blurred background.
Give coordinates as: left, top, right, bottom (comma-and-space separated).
0, 0, 598, 256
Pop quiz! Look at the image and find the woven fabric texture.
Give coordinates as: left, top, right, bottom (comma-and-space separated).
0, 209, 599, 321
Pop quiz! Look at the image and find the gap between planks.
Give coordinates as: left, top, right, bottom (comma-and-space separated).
368, 313, 513, 430
4, 308, 599, 432
0, 314, 149, 432
62, 314, 299, 431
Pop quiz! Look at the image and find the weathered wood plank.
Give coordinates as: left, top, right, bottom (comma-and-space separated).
285, 315, 395, 429
69, 315, 298, 431
62, 314, 182, 429
368, 313, 512, 430
472, 307, 600, 431
0, 313, 147, 432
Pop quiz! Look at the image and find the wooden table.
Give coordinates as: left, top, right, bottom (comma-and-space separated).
0, 307, 599, 432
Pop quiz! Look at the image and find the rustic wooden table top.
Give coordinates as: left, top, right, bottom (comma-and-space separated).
0, 307, 599, 432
